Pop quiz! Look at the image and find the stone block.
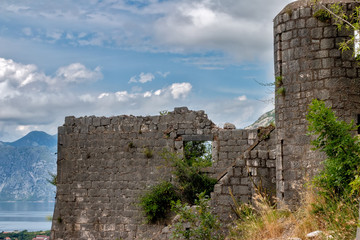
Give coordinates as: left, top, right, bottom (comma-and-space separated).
250, 150, 258, 159
300, 7, 311, 17
282, 31, 292, 41
298, 28, 309, 37
269, 150, 276, 160
233, 166, 244, 177
233, 185, 249, 195
320, 38, 335, 49
311, 27, 322, 38
230, 178, 240, 185
296, 18, 305, 28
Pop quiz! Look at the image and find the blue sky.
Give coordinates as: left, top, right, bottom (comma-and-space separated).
0, 0, 293, 141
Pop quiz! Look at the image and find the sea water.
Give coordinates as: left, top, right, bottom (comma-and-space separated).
0, 201, 55, 232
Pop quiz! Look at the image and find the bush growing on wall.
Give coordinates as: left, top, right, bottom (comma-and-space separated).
140, 142, 217, 223
163, 142, 217, 204
139, 181, 180, 223
171, 192, 223, 240
307, 99, 360, 196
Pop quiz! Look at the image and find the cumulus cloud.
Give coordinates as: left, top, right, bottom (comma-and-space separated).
0, 57, 274, 142
129, 72, 155, 84
170, 82, 192, 99
55, 63, 102, 84
0, 0, 293, 65
0, 58, 102, 93
237, 95, 247, 101
0, 58, 49, 91
0, 58, 198, 141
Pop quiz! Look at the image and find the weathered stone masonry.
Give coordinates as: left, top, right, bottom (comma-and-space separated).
51, 107, 276, 239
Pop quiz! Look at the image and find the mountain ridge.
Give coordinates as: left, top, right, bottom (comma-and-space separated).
245, 109, 275, 129
0, 131, 57, 201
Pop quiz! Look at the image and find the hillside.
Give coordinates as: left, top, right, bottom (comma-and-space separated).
245, 109, 275, 129
0, 131, 57, 201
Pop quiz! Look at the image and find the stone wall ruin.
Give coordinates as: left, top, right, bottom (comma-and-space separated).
51, 107, 276, 239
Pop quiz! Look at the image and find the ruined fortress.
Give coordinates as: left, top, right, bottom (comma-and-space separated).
51, 0, 360, 239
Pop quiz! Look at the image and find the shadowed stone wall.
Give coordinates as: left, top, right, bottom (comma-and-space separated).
210, 127, 276, 224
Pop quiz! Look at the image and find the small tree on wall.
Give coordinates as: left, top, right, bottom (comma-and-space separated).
139, 142, 217, 222
307, 99, 360, 196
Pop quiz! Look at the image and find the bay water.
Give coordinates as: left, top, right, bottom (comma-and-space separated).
0, 201, 55, 232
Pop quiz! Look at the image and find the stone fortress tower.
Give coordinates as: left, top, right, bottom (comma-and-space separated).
274, 0, 360, 205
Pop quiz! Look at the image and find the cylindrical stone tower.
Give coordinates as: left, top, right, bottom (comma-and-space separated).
274, 0, 360, 206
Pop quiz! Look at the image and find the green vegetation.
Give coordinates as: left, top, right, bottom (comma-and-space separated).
0, 230, 50, 240
313, 0, 360, 57
307, 99, 360, 196
275, 87, 285, 97
171, 192, 223, 240
184, 141, 212, 168
47, 172, 57, 186
165, 141, 217, 204
275, 76, 285, 97
159, 110, 169, 116
229, 99, 360, 239
229, 190, 291, 240
313, 9, 331, 22
140, 141, 217, 225
274, 76, 283, 88
139, 181, 180, 223
143, 147, 153, 158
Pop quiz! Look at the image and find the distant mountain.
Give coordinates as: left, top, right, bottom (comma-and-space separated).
7, 131, 57, 149
0, 131, 57, 201
245, 109, 275, 129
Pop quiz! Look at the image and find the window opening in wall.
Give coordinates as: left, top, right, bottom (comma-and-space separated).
355, 30, 360, 59
183, 141, 213, 167
179, 140, 217, 204
357, 114, 360, 134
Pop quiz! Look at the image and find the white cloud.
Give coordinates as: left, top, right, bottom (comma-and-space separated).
55, 63, 102, 84
170, 82, 192, 99
154, 89, 162, 96
237, 95, 247, 101
129, 72, 155, 84
98, 93, 110, 99
0, 57, 272, 143
0, 58, 49, 89
144, 91, 152, 98
0, 0, 293, 65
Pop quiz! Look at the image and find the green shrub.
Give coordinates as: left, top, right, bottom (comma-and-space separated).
163, 149, 217, 204
171, 192, 223, 240
313, 9, 331, 22
307, 99, 360, 196
276, 87, 285, 96
184, 141, 212, 167
139, 181, 180, 223
274, 76, 283, 88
